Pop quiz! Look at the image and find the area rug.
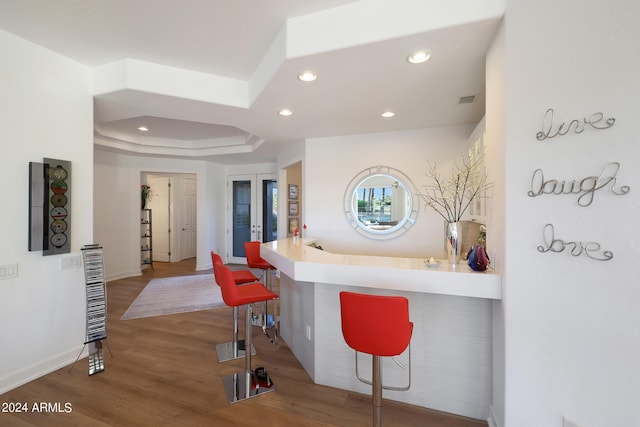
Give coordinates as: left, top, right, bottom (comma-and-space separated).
121, 274, 225, 320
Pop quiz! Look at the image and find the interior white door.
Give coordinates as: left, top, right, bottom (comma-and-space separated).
178, 176, 197, 260
147, 175, 171, 262
227, 174, 276, 264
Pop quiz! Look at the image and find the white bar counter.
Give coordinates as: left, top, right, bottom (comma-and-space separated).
260, 238, 501, 421
261, 237, 501, 299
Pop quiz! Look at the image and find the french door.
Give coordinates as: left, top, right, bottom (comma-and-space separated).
227, 174, 277, 264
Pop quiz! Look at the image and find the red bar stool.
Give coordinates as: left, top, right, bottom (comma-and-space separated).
217, 263, 278, 403
211, 251, 258, 362
244, 241, 277, 340
339, 291, 413, 427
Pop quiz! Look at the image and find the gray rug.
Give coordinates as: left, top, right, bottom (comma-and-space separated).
121, 274, 225, 320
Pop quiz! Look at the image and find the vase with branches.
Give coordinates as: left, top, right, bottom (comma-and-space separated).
141, 185, 152, 210
418, 153, 491, 265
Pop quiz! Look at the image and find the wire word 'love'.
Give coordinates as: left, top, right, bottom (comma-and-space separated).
537, 224, 613, 261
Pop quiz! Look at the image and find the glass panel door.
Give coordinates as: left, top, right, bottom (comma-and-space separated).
262, 179, 277, 243
232, 179, 253, 259
227, 174, 277, 264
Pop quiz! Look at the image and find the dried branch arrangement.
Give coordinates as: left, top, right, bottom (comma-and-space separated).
417, 154, 491, 222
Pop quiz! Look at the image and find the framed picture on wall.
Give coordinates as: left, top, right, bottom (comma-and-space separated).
289, 217, 299, 234
288, 201, 298, 216
289, 184, 298, 199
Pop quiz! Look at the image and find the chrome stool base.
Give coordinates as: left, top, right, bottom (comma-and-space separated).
222, 371, 276, 404
215, 340, 256, 363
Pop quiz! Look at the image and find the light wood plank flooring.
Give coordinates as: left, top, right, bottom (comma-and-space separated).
0, 259, 488, 427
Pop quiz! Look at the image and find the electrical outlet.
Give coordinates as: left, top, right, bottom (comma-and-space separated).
60, 255, 81, 270
563, 416, 580, 427
0, 263, 18, 280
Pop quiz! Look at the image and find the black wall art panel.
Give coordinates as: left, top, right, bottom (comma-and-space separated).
28, 158, 71, 255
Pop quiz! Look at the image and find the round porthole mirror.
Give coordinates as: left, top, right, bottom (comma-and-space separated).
343, 166, 419, 239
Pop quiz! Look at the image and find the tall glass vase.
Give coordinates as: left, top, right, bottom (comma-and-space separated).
446, 221, 463, 267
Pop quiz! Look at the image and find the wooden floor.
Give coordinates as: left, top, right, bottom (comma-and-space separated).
1, 259, 488, 427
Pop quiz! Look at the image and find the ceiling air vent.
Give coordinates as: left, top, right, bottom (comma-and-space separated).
458, 95, 476, 104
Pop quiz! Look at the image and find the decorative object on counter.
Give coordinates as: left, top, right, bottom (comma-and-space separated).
537, 223, 613, 261
536, 108, 615, 141
424, 257, 441, 269
141, 184, 152, 209
527, 162, 630, 207
418, 154, 491, 266
478, 224, 487, 246
467, 245, 490, 271
418, 154, 491, 222
289, 217, 299, 236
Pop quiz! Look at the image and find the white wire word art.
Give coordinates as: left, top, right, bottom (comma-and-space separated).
528, 162, 630, 207
536, 108, 616, 141
537, 224, 613, 261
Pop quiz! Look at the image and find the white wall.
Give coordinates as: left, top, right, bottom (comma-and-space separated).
0, 29, 93, 393
496, 1, 640, 426
485, 18, 507, 427
304, 125, 475, 258
94, 148, 225, 277
93, 150, 277, 278
276, 141, 305, 240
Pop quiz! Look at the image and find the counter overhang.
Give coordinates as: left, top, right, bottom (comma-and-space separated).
261, 238, 501, 300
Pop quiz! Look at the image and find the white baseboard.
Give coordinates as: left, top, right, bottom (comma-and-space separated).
106, 270, 142, 282
196, 262, 211, 271
0, 344, 88, 395
487, 405, 500, 427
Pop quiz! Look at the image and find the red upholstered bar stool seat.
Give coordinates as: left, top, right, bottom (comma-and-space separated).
211, 251, 258, 362
217, 263, 278, 403
213, 251, 257, 285
340, 291, 413, 427
244, 241, 277, 341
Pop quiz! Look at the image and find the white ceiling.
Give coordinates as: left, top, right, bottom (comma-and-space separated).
0, 0, 504, 164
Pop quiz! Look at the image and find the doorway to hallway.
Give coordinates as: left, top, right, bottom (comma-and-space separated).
144, 173, 197, 263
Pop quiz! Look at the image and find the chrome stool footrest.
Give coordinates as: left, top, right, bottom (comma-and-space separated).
355, 345, 411, 392
222, 370, 276, 404
215, 340, 256, 363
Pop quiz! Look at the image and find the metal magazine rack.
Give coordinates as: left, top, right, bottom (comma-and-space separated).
71, 244, 112, 375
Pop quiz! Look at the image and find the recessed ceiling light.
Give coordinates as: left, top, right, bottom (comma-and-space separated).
138, 126, 149, 131
278, 109, 293, 116
407, 50, 431, 64
381, 111, 395, 118
298, 71, 317, 82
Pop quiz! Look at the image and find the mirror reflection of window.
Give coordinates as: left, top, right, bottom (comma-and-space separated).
343, 166, 418, 239
352, 174, 409, 231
